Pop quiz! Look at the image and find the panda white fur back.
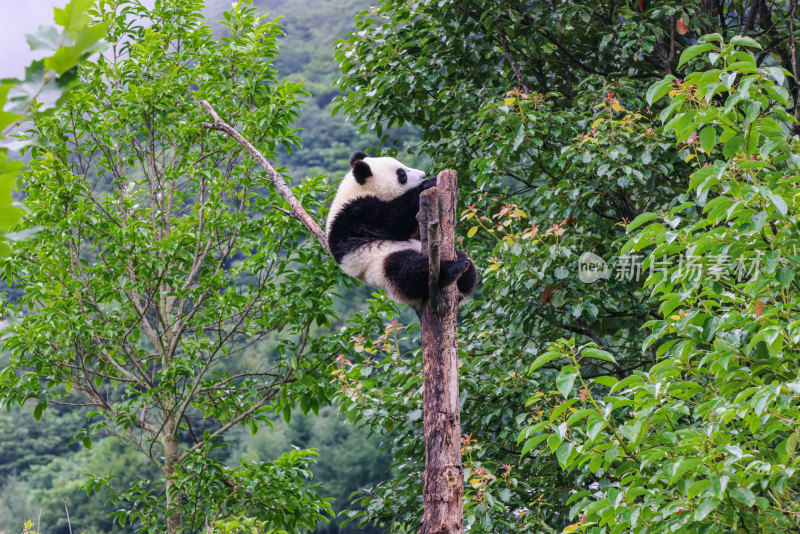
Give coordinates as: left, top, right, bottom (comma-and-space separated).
326, 151, 477, 309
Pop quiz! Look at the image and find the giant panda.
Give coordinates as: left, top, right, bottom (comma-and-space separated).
326, 151, 477, 309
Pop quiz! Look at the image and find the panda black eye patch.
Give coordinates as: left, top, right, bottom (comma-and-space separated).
396, 168, 407, 184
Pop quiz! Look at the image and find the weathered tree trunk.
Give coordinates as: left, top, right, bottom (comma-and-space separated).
417, 170, 463, 534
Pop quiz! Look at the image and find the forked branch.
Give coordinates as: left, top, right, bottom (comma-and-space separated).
198, 99, 330, 255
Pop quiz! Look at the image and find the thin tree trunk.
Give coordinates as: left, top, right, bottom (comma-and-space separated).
164, 420, 182, 533
418, 170, 463, 534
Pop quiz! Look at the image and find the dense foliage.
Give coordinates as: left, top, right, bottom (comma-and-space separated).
543, 38, 800, 533
1, 0, 399, 531
331, 1, 800, 532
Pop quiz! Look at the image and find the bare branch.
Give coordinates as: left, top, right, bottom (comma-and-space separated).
198, 100, 330, 254
494, 18, 532, 93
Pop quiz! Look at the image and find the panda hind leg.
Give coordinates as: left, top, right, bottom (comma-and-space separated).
383, 249, 431, 301
384, 249, 469, 302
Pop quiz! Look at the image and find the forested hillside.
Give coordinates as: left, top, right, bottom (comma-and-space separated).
206, 0, 427, 179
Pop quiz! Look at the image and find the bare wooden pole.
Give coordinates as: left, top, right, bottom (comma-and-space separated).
418, 170, 463, 534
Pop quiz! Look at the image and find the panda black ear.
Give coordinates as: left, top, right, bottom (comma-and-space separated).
352, 160, 372, 185
350, 151, 368, 167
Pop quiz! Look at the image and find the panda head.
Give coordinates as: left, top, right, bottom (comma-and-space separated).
346, 151, 427, 201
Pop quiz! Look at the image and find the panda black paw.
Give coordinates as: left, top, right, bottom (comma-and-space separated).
439, 257, 471, 289
456, 251, 477, 298
421, 177, 438, 190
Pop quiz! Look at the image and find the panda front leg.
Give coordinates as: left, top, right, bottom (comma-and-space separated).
383, 249, 472, 303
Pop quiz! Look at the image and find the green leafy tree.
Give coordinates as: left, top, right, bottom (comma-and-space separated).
523, 36, 800, 534
0, 0, 339, 531
229, 406, 391, 534
207, 0, 427, 182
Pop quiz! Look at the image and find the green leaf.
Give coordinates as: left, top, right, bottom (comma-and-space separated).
556, 442, 574, 469
730, 487, 756, 507
750, 212, 767, 232
528, 350, 562, 373
609, 374, 645, 394
580, 346, 616, 363
33, 402, 46, 421
626, 212, 658, 233
282, 406, 292, 425
767, 66, 787, 86
53, 0, 95, 30
730, 35, 761, 49
604, 444, 619, 463
699, 126, 716, 154
521, 433, 549, 457
646, 77, 676, 105
694, 498, 720, 521
723, 134, 743, 158
591, 376, 618, 388
25, 25, 64, 52
711, 475, 730, 498
777, 267, 794, 288
586, 418, 605, 443
688, 479, 711, 499
764, 250, 780, 272
550, 398, 579, 422
678, 43, 715, 68
670, 458, 702, 484
45, 22, 109, 75
566, 408, 595, 428
556, 366, 577, 397
0, 154, 26, 232
513, 123, 525, 151
765, 191, 788, 217
688, 164, 716, 190
5, 62, 64, 114
699, 33, 723, 43
787, 427, 799, 460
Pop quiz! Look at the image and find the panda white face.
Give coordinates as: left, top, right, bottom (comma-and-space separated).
326, 152, 429, 232
352, 156, 427, 201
